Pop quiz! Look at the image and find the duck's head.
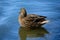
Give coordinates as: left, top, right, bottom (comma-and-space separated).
20, 8, 27, 18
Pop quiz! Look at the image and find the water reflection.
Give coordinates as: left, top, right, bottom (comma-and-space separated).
19, 26, 49, 40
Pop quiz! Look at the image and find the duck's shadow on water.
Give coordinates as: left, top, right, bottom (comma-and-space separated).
19, 26, 49, 40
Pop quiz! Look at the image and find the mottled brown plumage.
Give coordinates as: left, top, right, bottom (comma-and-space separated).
18, 8, 48, 27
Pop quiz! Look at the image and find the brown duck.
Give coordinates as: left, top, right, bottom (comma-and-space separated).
18, 8, 48, 27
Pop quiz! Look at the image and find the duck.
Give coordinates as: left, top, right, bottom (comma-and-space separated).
18, 8, 48, 27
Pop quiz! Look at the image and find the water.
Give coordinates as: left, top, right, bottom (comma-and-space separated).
0, 0, 60, 40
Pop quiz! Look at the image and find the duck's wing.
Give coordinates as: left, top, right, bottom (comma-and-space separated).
25, 14, 46, 22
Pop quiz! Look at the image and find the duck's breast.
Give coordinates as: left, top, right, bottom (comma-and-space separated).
18, 15, 25, 26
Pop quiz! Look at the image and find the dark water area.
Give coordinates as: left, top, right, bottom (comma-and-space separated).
0, 0, 60, 40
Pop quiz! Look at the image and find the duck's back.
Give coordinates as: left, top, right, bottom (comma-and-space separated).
25, 14, 46, 21
27, 14, 46, 18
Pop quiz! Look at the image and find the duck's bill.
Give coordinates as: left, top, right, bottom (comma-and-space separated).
41, 20, 49, 24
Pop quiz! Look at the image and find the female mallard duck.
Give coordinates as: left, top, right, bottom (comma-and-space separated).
18, 8, 48, 27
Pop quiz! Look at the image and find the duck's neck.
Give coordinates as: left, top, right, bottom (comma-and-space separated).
20, 12, 27, 18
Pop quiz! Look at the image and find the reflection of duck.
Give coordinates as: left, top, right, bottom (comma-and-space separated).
19, 27, 49, 40
18, 8, 48, 27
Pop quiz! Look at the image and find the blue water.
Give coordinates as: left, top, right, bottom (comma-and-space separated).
0, 0, 60, 40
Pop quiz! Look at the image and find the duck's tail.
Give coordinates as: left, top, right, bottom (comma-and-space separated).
41, 20, 49, 24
